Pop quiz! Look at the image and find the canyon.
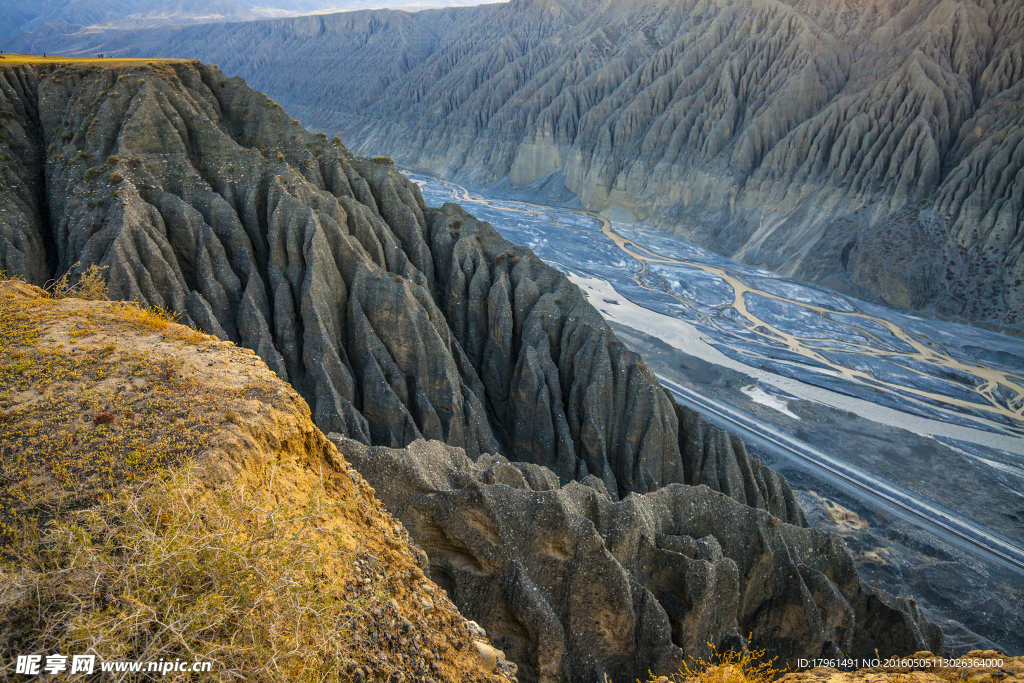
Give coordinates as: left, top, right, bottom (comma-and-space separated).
12, 0, 1021, 334
0, 56, 947, 680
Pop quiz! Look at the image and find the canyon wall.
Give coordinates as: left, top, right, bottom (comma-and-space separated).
16, 0, 1022, 332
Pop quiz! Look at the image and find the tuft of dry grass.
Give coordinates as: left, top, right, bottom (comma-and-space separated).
114, 301, 178, 332
0, 468, 373, 681
47, 263, 110, 301
645, 640, 786, 683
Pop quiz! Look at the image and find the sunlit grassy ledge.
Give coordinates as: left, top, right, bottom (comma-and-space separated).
0, 53, 187, 67
0, 278, 508, 682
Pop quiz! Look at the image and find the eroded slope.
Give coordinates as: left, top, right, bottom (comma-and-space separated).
26, 0, 1022, 331
0, 57, 800, 516
334, 436, 944, 683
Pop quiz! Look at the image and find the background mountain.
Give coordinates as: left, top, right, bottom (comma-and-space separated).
0, 0, 503, 37
0, 0, 260, 36
0, 56, 941, 679
11, 0, 1021, 334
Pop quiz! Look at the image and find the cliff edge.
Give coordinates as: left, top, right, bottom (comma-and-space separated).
0, 279, 513, 682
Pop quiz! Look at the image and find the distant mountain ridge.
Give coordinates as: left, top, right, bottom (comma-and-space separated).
0, 0, 502, 37
11, 0, 1022, 334
0, 0, 259, 36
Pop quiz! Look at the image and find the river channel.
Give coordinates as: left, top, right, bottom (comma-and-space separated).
408, 170, 1024, 652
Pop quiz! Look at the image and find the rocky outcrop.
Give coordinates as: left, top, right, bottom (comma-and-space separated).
0, 57, 801, 517
335, 437, 944, 683
25, 0, 1023, 332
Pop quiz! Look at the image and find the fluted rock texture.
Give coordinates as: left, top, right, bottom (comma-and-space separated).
0, 58, 805, 518
335, 437, 944, 683
21, 0, 1022, 332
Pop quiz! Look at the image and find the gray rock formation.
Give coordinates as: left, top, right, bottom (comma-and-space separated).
335, 436, 944, 683
0, 58, 802, 519
19, 0, 1022, 333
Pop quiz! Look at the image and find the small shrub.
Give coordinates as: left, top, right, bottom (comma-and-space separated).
46, 263, 109, 302
83, 166, 103, 181
118, 303, 178, 333
372, 156, 393, 165
159, 359, 176, 382
277, 151, 286, 162
75, 150, 87, 160
645, 638, 785, 683
108, 171, 123, 184
93, 412, 114, 425
106, 155, 119, 165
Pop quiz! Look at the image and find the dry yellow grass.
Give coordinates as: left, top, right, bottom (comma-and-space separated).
2, 467, 368, 682
643, 640, 785, 683
0, 52, 186, 67
46, 263, 111, 301
0, 280, 266, 548
0, 278, 507, 682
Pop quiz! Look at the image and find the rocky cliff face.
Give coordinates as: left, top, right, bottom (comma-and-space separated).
22, 0, 1022, 332
0, 58, 941, 679
335, 437, 944, 683
0, 57, 804, 514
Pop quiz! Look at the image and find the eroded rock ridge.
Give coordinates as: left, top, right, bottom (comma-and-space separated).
336, 437, 944, 683
21, 0, 1023, 331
